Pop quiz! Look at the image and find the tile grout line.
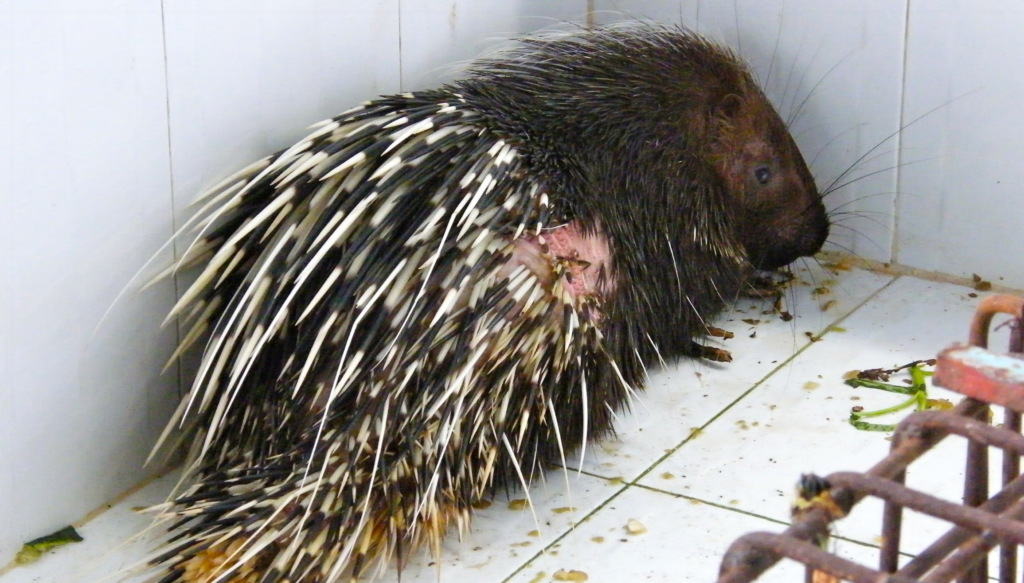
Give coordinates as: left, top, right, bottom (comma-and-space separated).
499, 481, 631, 583
397, 0, 404, 92
593, 475, 912, 557
501, 272, 903, 582
629, 481, 900, 554
158, 0, 185, 400
498, 470, 902, 583
891, 0, 913, 263
627, 272, 903, 488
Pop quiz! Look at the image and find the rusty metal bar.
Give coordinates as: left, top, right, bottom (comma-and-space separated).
879, 467, 906, 572
898, 471, 1024, 577
716, 294, 1024, 583
893, 410, 1024, 456
717, 400, 988, 583
922, 497, 1024, 583
968, 295, 1024, 349
721, 532, 921, 583
959, 435, 988, 583
999, 317, 1024, 583
825, 472, 1024, 546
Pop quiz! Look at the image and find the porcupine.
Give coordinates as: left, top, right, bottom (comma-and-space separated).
146, 23, 829, 583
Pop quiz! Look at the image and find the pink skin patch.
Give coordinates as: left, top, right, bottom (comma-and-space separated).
507, 221, 614, 305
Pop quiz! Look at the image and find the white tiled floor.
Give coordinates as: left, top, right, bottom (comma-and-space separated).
3, 264, 1016, 583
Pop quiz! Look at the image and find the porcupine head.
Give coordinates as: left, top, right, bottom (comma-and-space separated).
456, 28, 830, 364
146, 25, 829, 583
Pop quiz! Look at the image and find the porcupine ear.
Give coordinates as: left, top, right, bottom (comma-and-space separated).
716, 94, 743, 121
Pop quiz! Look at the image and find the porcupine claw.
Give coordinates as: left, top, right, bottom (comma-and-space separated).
686, 341, 733, 363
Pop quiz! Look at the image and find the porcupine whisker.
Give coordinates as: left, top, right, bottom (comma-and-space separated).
817, 237, 861, 259
785, 43, 862, 128
761, 2, 785, 92
776, 27, 812, 122
829, 210, 894, 235
826, 190, 899, 213
827, 224, 890, 256
823, 94, 974, 197
804, 123, 865, 171
823, 151, 913, 196
823, 155, 923, 198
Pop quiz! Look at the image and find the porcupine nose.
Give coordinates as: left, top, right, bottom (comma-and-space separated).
756, 214, 830, 270
801, 218, 830, 256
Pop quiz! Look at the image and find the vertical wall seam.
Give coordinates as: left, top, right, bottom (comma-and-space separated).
892, 0, 913, 264
397, 0, 404, 92
159, 0, 183, 398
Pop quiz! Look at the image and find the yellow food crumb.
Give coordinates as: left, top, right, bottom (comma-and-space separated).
553, 569, 589, 581
625, 518, 647, 534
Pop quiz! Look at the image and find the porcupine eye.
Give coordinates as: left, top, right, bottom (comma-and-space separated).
754, 166, 772, 185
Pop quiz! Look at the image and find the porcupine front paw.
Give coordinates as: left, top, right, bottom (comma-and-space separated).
685, 340, 733, 362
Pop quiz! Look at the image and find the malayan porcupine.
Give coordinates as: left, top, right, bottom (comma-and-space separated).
144, 24, 830, 583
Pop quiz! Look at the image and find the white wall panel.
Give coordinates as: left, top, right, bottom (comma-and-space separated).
0, 1, 593, 566
898, 3, 1024, 289
398, 0, 589, 91
0, 1, 178, 562
162, 1, 403, 217
595, 0, 908, 265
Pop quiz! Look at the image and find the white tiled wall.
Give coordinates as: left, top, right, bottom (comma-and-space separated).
897, 2, 1024, 290
0, 0, 179, 566
1, 0, 1021, 571
0, 0, 587, 564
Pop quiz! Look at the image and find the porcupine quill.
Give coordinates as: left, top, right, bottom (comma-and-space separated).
139, 23, 829, 583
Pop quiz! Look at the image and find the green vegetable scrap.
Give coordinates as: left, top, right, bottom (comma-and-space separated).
845, 360, 951, 432
14, 525, 83, 565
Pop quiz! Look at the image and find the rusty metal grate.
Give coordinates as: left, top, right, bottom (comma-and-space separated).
716, 294, 1024, 583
